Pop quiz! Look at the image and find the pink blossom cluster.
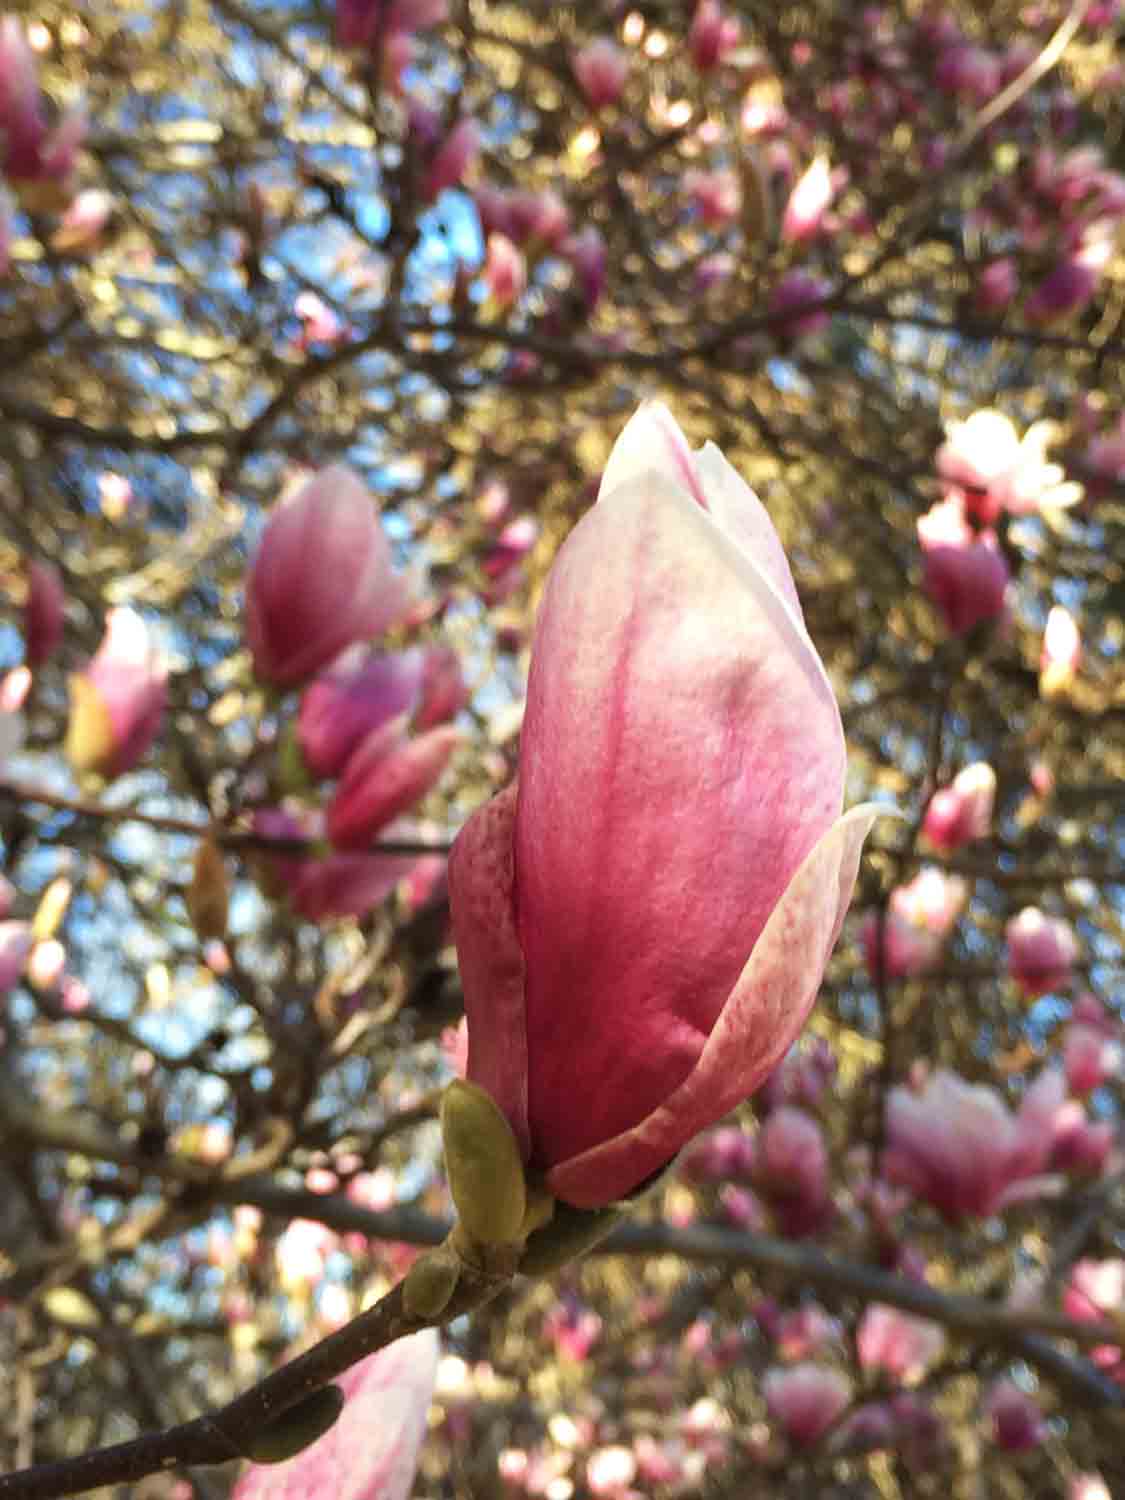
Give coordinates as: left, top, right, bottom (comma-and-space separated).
243, 465, 466, 920
882, 1063, 1112, 1223
861, 867, 967, 982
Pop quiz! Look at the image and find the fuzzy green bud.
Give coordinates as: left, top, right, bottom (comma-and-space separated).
441, 1079, 527, 1246
402, 1244, 462, 1319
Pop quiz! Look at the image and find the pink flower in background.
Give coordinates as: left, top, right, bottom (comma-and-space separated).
297, 647, 424, 780
856, 1305, 945, 1384
934, 43, 1001, 102
545, 1298, 603, 1363
572, 38, 628, 109
483, 233, 526, 309
921, 762, 996, 851
935, 409, 1081, 522
768, 270, 830, 337
917, 496, 1009, 636
0, 19, 85, 195
449, 402, 875, 1208
763, 1364, 852, 1446
1070, 1478, 1111, 1500
781, 156, 835, 243
1064, 1261, 1125, 1375
422, 117, 480, 202
1006, 907, 1079, 997
688, 0, 740, 70
336, 0, 447, 46
883, 1068, 1063, 1222
50, 188, 114, 253
1064, 1004, 1120, 1095
415, 644, 469, 729
65, 609, 167, 780
680, 1125, 757, 1183
983, 1380, 1046, 1452
0, 921, 31, 994
503, 188, 569, 248
759, 1036, 837, 1112
1048, 1102, 1112, 1175
23, 558, 64, 666
975, 258, 1018, 313
586, 1447, 636, 1497
246, 466, 410, 687
774, 1304, 842, 1361
684, 168, 741, 226
326, 717, 460, 849
564, 225, 608, 308
753, 1107, 833, 1237
252, 807, 417, 922
1025, 232, 1112, 322
1040, 605, 1082, 698
98, 471, 133, 520
862, 868, 967, 981
232, 1330, 438, 1500
293, 290, 348, 348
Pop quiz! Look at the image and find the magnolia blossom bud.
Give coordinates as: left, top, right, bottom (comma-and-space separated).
564, 226, 607, 309
326, 718, 459, 849
921, 762, 996, 851
984, 1380, 1046, 1452
245, 466, 410, 687
484, 233, 526, 309
24, 558, 65, 667
572, 39, 628, 110
917, 497, 1009, 636
856, 1304, 945, 1384
753, 1107, 833, 1237
415, 645, 469, 729
65, 609, 167, 780
884, 1067, 1062, 1222
1006, 907, 1079, 997
781, 156, 835, 243
0, 920, 31, 994
768, 271, 830, 337
1040, 605, 1081, 699
762, 1364, 852, 1446
449, 403, 874, 1208
1064, 1017, 1120, 1096
297, 647, 424, 780
422, 118, 480, 203
975, 257, 1018, 313
684, 168, 741, 226
688, 0, 739, 71
50, 188, 115, 253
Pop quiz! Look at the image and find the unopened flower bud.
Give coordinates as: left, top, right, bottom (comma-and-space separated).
441, 1078, 528, 1246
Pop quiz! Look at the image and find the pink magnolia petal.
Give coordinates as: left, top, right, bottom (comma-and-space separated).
327, 723, 460, 849
518, 471, 847, 1175
547, 804, 878, 1206
448, 783, 530, 1158
232, 1330, 439, 1500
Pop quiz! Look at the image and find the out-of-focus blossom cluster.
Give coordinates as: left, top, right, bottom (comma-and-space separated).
242, 465, 466, 922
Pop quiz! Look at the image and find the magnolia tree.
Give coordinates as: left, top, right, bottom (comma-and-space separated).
0, 0, 1122, 1497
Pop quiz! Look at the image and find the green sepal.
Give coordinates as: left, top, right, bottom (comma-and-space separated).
519, 1202, 624, 1276
402, 1243, 462, 1318
441, 1080, 527, 1246
275, 720, 315, 796
241, 1385, 344, 1464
